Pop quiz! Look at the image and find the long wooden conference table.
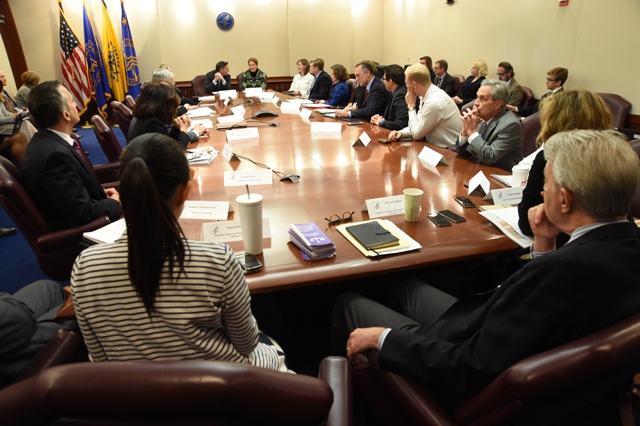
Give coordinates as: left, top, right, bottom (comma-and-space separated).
180, 92, 519, 294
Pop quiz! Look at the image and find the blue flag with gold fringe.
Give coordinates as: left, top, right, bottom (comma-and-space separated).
120, 0, 141, 99
82, 1, 111, 119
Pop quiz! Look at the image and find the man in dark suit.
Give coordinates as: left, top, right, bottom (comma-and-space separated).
371, 64, 408, 130
22, 81, 121, 230
496, 61, 523, 107
456, 79, 523, 171
335, 61, 390, 121
307, 58, 332, 102
507, 67, 568, 117
432, 59, 456, 97
205, 61, 232, 93
332, 129, 640, 410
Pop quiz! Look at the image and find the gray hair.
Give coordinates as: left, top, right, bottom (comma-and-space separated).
544, 129, 640, 220
151, 68, 174, 84
480, 79, 509, 106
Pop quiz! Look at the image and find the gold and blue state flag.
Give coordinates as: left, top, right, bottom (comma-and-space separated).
120, 0, 141, 99
101, 0, 127, 101
83, 0, 112, 119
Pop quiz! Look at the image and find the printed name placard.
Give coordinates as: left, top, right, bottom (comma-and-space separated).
468, 171, 490, 195
180, 201, 230, 220
280, 102, 302, 114
231, 105, 246, 116
364, 195, 405, 218
245, 87, 263, 97
353, 131, 371, 147
202, 218, 272, 243
219, 89, 237, 99
486, 185, 525, 204
300, 108, 313, 119
418, 146, 448, 167
226, 127, 259, 141
222, 143, 240, 162
217, 114, 245, 125
223, 169, 273, 186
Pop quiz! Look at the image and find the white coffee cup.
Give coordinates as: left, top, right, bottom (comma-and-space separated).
404, 188, 424, 222
236, 193, 263, 254
511, 164, 530, 187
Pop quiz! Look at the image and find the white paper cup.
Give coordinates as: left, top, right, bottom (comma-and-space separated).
511, 164, 530, 187
404, 188, 424, 222
236, 194, 263, 254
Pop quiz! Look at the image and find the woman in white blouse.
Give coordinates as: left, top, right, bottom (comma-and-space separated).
289, 58, 314, 96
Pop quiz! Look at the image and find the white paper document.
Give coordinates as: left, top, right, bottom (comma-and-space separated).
83, 219, 126, 244
337, 219, 421, 257
491, 174, 512, 187
364, 195, 405, 218
186, 107, 216, 118
479, 207, 533, 248
180, 201, 230, 220
223, 169, 273, 186
202, 218, 271, 243
186, 146, 218, 165
190, 119, 214, 129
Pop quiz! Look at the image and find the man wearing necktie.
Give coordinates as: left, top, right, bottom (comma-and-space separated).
432, 60, 457, 97
335, 61, 389, 121
455, 79, 523, 171
507, 67, 569, 118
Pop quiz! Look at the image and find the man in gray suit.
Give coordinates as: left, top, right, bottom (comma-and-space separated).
456, 80, 523, 171
496, 61, 523, 107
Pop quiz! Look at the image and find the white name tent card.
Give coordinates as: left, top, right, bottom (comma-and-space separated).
217, 114, 245, 125
353, 131, 371, 147
231, 105, 246, 116
258, 91, 275, 100
418, 146, 449, 167
280, 102, 302, 114
202, 218, 272, 243
363, 195, 405, 218
300, 108, 313, 119
468, 171, 490, 195
198, 95, 217, 102
311, 122, 342, 133
271, 97, 280, 106
222, 143, 240, 162
484, 185, 525, 204
186, 107, 216, 118
226, 127, 259, 141
245, 87, 263, 97
180, 201, 230, 220
219, 89, 237, 99
223, 169, 273, 186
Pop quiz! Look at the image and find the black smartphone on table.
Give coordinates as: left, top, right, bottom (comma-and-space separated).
454, 196, 476, 208
427, 213, 452, 227
235, 253, 263, 274
347, 121, 364, 126
438, 209, 466, 223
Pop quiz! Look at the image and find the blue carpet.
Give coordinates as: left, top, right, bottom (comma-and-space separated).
0, 124, 126, 294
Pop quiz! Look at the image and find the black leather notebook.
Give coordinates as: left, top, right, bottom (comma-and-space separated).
345, 221, 400, 250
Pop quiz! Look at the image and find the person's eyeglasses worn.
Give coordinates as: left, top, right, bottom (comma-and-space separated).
546, 77, 557, 82
495, 72, 506, 77
325, 211, 354, 225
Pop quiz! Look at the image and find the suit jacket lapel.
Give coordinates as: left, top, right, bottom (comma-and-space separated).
42, 129, 94, 177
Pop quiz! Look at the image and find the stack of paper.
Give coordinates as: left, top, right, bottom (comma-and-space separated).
288, 222, 336, 260
83, 219, 126, 245
186, 146, 218, 165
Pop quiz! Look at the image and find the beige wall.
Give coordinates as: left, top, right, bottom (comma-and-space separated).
4, 0, 640, 113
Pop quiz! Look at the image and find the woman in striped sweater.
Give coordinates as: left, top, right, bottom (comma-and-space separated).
71, 133, 289, 372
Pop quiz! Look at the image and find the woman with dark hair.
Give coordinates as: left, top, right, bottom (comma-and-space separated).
319, 64, 350, 108
129, 83, 200, 149
71, 133, 289, 372
289, 59, 314, 96
240, 57, 267, 90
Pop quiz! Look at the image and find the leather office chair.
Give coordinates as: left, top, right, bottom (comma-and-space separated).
346, 78, 357, 104
0, 333, 353, 426
110, 101, 133, 144
353, 310, 640, 426
520, 86, 535, 108
190, 74, 206, 98
596, 93, 631, 128
90, 114, 123, 163
0, 157, 111, 281
452, 74, 465, 95
521, 111, 541, 157
629, 139, 640, 218
124, 94, 136, 109
236, 73, 243, 91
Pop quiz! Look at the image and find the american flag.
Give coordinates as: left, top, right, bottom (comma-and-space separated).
59, 0, 90, 114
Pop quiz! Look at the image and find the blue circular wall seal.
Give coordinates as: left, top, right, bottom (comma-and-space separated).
216, 13, 234, 31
